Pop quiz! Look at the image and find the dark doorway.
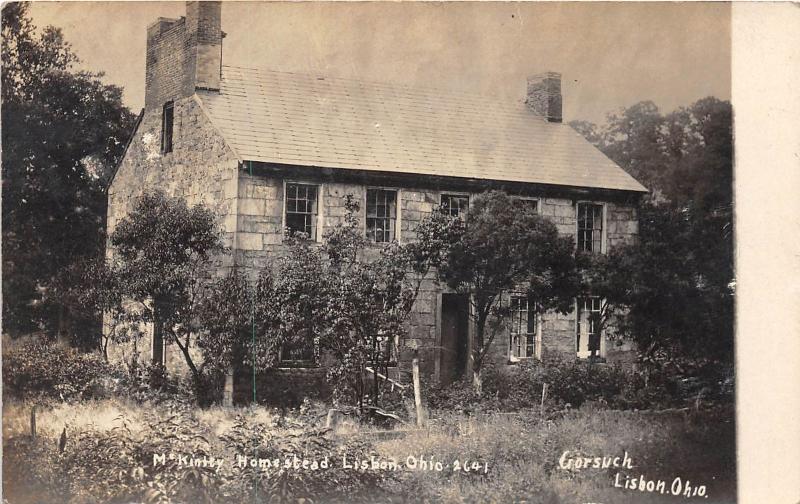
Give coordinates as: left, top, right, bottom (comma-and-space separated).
440, 293, 470, 386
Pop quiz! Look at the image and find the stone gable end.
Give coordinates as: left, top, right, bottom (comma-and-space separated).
108, 95, 239, 241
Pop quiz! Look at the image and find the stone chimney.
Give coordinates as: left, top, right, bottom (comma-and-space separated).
144, 1, 222, 109
186, 1, 222, 91
525, 72, 562, 123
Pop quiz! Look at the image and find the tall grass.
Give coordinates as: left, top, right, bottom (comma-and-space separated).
376, 406, 736, 503
2, 399, 735, 503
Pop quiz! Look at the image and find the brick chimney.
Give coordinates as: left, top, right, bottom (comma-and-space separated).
144, 1, 222, 109
526, 72, 562, 123
186, 1, 222, 91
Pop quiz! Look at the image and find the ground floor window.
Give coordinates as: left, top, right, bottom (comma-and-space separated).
576, 296, 603, 359
279, 334, 316, 366
510, 295, 536, 360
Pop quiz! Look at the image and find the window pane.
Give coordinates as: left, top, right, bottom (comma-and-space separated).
281, 336, 315, 362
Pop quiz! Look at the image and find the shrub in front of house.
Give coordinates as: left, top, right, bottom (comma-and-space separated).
497, 358, 677, 410
507, 358, 629, 408
426, 377, 503, 414
2, 340, 125, 402
428, 358, 689, 412
119, 358, 187, 405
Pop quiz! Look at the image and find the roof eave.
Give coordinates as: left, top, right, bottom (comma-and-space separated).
241, 159, 649, 199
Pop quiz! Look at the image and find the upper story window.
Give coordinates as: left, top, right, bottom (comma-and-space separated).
577, 202, 604, 253
513, 197, 538, 214
161, 101, 174, 154
366, 188, 397, 243
285, 183, 319, 240
576, 296, 604, 359
441, 194, 469, 218
509, 295, 536, 360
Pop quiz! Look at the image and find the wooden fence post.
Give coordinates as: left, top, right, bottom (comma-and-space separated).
325, 409, 340, 429
540, 383, 548, 411
223, 369, 234, 407
30, 405, 36, 438
412, 349, 424, 427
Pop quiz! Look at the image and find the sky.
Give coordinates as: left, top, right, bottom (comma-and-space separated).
29, 1, 731, 124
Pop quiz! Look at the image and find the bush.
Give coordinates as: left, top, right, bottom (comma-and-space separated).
425, 371, 503, 414
507, 358, 631, 408
38, 403, 224, 504
492, 357, 735, 411
2, 341, 125, 401
493, 358, 670, 409
428, 358, 693, 413
3, 435, 68, 504
119, 359, 184, 405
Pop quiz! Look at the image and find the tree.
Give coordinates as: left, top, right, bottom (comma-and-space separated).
431, 191, 580, 393
596, 101, 667, 195
586, 203, 733, 362
196, 268, 279, 406
194, 197, 443, 411
572, 98, 734, 363
569, 97, 732, 210
2, 3, 136, 337
321, 196, 440, 412
109, 191, 224, 383
47, 257, 127, 357
196, 268, 253, 387
206, 236, 331, 402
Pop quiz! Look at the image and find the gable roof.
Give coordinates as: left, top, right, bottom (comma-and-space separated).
198, 66, 647, 193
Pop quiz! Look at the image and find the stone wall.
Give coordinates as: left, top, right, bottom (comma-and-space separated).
106, 94, 239, 374
233, 367, 331, 407
607, 202, 639, 249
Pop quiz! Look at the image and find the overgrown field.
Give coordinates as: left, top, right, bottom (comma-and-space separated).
3, 398, 736, 504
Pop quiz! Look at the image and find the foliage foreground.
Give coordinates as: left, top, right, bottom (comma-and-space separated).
3, 398, 735, 504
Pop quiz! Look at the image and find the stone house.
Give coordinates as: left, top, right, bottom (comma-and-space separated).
106, 2, 647, 401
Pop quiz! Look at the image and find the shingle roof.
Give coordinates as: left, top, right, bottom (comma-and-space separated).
199, 66, 647, 193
